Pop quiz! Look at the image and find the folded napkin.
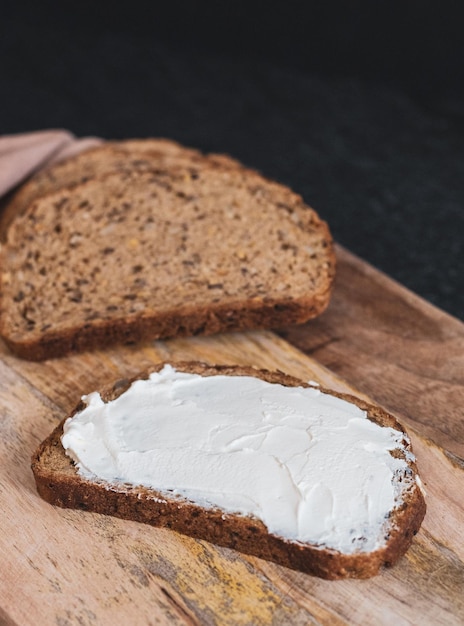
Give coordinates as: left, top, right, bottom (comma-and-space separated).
0, 130, 102, 198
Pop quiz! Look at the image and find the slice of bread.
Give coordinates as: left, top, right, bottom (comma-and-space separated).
0, 138, 241, 239
31, 362, 426, 580
0, 160, 335, 360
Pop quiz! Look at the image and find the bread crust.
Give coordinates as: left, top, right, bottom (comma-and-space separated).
1, 288, 332, 361
31, 362, 426, 579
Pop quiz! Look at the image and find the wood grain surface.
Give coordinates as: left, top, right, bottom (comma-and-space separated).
1, 244, 463, 626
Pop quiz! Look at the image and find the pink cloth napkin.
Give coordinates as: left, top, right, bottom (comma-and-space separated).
0, 130, 102, 198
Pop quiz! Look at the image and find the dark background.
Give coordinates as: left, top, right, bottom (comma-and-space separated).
1, 1, 463, 319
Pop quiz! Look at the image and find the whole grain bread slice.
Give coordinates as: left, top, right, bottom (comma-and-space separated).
0, 161, 335, 360
31, 361, 426, 580
0, 138, 244, 240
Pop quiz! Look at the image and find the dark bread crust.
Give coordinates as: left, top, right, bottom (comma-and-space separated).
2, 292, 331, 361
31, 362, 426, 579
0, 159, 336, 361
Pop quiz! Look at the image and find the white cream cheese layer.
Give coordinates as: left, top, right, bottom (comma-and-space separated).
61, 364, 413, 554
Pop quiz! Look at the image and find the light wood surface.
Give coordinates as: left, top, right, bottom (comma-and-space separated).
1, 245, 463, 625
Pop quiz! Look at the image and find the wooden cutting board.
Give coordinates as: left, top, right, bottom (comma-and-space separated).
0, 245, 463, 626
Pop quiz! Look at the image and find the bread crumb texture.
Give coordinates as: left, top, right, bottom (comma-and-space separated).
0, 142, 335, 359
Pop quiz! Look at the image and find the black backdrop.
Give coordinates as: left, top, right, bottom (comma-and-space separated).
1, 1, 463, 319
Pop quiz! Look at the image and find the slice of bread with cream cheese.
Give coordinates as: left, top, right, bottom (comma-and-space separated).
31, 362, 426, 579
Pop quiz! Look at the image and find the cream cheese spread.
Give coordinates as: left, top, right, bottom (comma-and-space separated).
61, 364, 414, 554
